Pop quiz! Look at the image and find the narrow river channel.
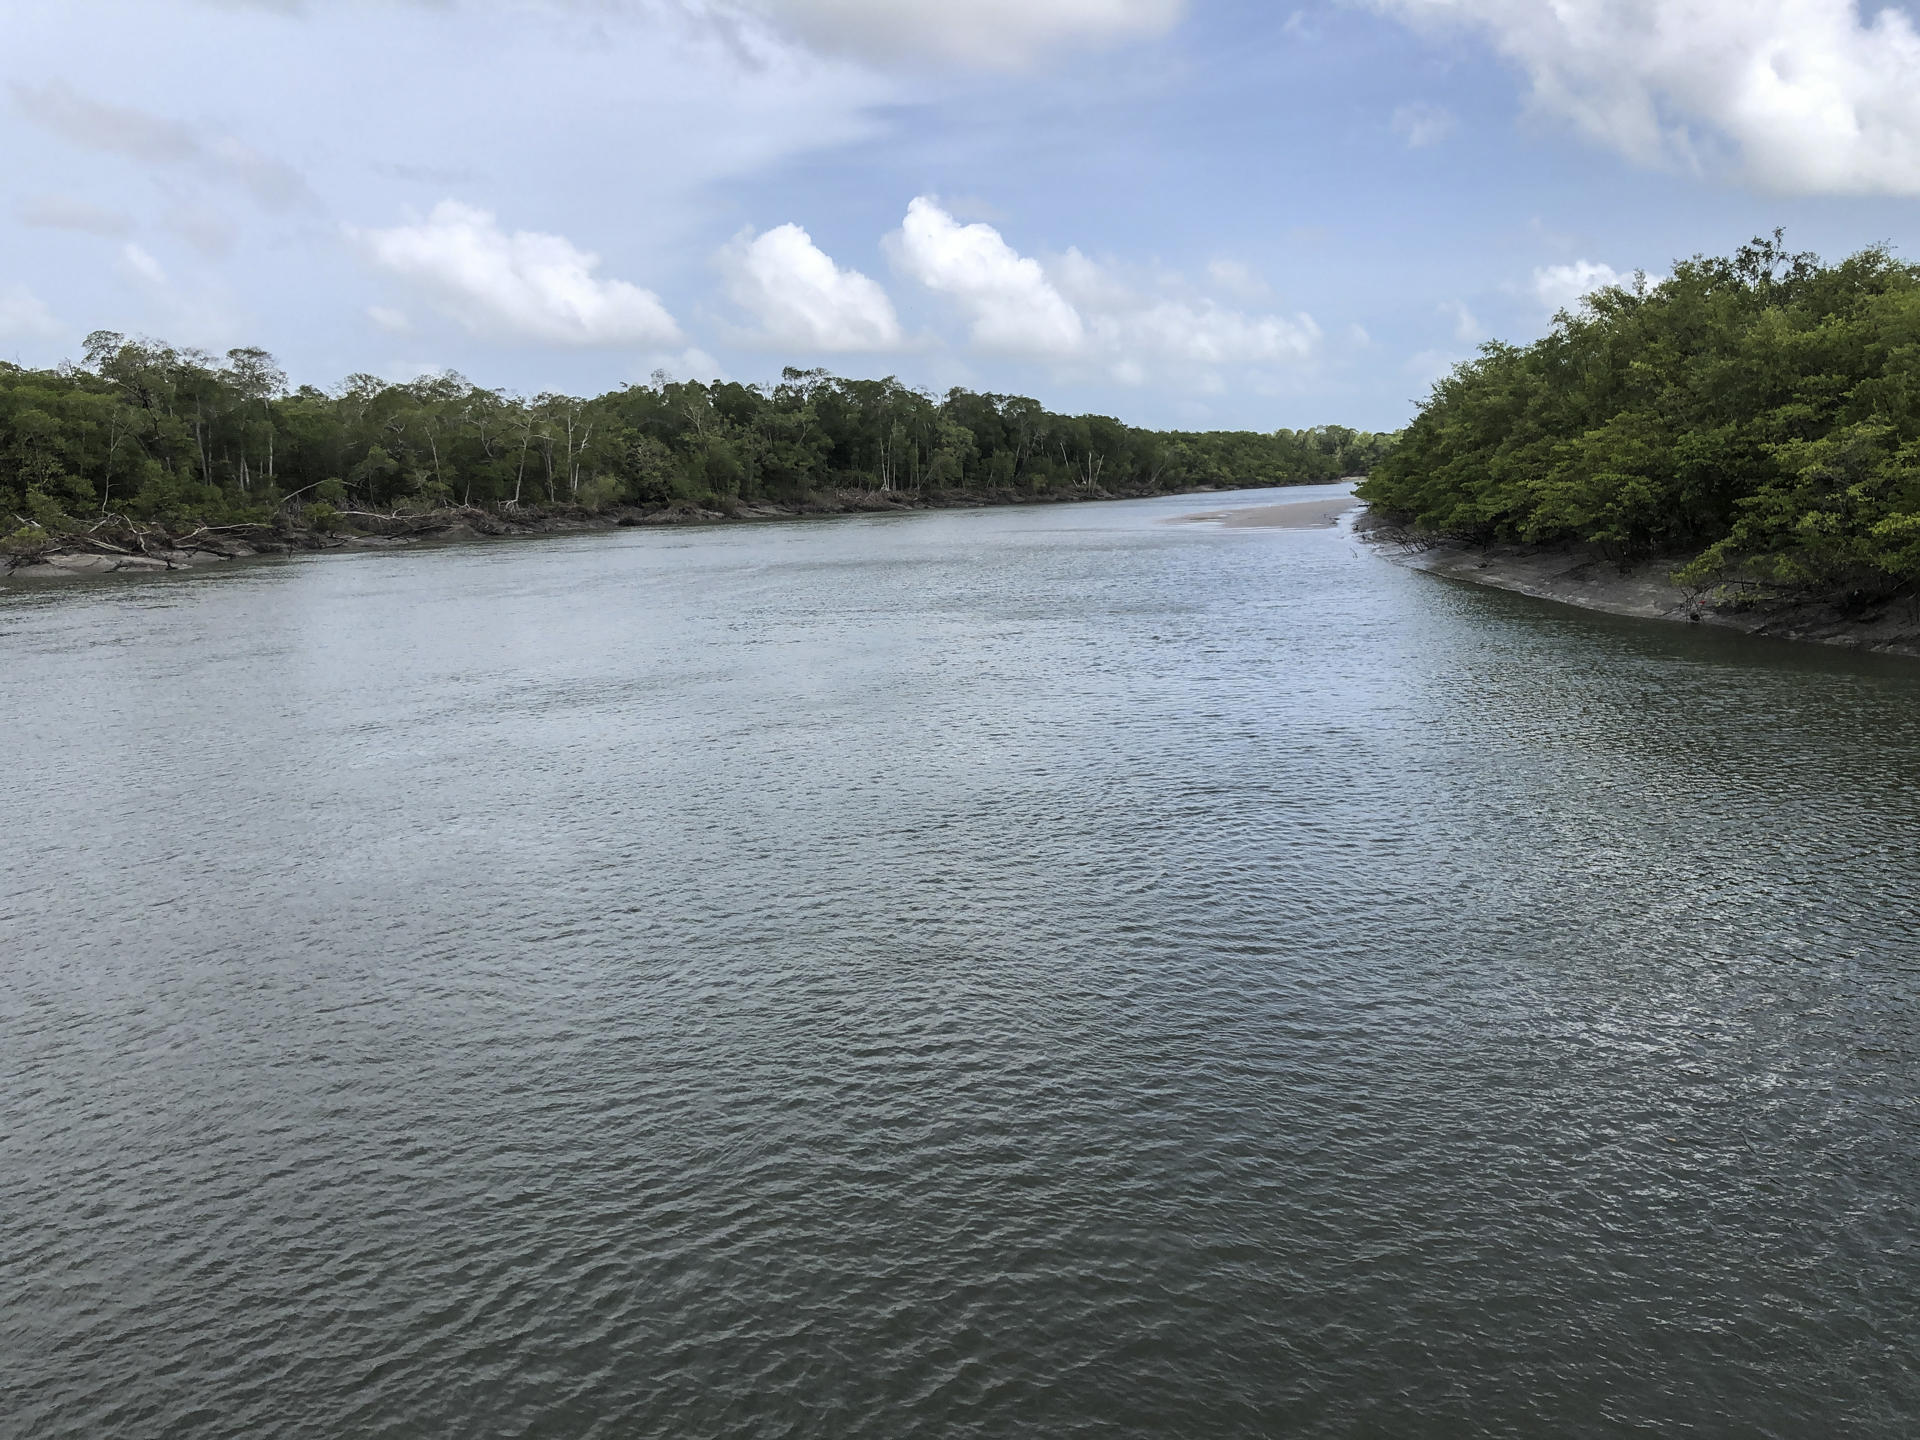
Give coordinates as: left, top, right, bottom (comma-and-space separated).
5, 485, 1917, 1437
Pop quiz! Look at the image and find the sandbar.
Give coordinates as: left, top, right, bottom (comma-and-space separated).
1174, 496, 1361, 529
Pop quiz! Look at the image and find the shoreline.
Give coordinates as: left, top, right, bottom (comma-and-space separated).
1, 481, 1323, 584
1359, 513, 1920, 659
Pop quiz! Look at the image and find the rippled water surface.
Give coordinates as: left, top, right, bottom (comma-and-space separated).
5, 486, 1919, 1438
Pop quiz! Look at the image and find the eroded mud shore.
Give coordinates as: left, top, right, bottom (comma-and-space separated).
1359, 512, 1920, 658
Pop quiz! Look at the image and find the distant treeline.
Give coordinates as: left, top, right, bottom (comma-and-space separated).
1359, 235, 1920, 595
1, 334, 1396, 541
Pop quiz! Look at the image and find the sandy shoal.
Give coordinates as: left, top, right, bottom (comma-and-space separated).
1174, 496, 1361, 529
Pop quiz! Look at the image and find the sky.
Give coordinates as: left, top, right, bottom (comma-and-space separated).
4, 0, 1920, 431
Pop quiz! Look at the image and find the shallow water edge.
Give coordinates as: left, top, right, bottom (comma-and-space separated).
1364, 519, 1920, 658
1, 479, 1329, 584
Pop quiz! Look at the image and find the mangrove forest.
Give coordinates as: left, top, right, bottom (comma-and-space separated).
1359, 234, 1920, 599
0, 334, 1395, 551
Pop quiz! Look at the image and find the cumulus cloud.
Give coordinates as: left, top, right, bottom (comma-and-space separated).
719, 223, 902, 351
1373, 0, 1920, 193
350, 201, 683, 347
11, 81, 313, 210
1533, 259, 1633, 312
894, 197, 1086, 354
726, 0, 1185, 66
892, 197, 1318, 384
1098, 296, 1320, 371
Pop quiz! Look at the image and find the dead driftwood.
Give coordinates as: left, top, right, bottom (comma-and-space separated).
0, 502, 551, 574
3, 515, 319, 574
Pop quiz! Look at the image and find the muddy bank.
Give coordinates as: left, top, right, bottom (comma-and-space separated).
1359, 512, 1920, 658
5, 509, 607, 579
2, 483, 1280, 582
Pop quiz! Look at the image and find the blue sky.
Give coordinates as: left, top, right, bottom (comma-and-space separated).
4, 0, 1919, 431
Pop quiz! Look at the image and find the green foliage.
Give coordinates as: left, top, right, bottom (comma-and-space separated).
0, 341, 1396, 538
22, 490, 83, 533
1358, 234, 1920, 594
573, 471, 624, 510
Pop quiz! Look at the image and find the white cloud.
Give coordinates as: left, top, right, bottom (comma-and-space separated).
1441, 299, 1483, 342
1093, 294, 1319, 372
893, 197, 1319, 384
645, 346, 728, 383
18, 193, 134, 237
119, 243, 169, 287
894, 197, 1085, 355
0, 285, 63, 341
1533, 259, 1632, 312
727, 0, 1185, 65
1373, 0, 1920, 194
1392, 100, 1455, 147
367, 305, 412, 334
351, 201, 683, 347
106, 241, 247, 349
719, 223, 902, 351
1207, 258, 1272, 301
213, 0, 1184, 63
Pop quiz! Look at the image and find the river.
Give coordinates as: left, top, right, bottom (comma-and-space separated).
4, 484, 1918, 1437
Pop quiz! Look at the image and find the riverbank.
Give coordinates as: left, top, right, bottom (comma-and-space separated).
2, 481, 1308, 582
1358, 512, 1920, 658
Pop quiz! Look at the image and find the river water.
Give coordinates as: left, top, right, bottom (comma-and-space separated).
4, 485, 1918, 1437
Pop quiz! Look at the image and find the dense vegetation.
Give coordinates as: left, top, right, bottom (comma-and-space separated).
1359, 235, 1920, 596
1, 333, 1394, 548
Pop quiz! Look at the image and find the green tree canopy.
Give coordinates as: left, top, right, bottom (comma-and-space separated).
1, 339, 1396, 542
1358, 234, 1920, 594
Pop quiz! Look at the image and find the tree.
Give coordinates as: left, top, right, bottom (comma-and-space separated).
3, 332, 1395, 538
1359, 236, 1920, 594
